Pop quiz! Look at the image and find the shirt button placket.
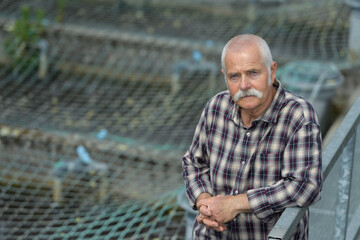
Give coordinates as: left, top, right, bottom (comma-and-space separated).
233, 189, 239, 224
242, 131, 250, 165
234, 130, 250, 201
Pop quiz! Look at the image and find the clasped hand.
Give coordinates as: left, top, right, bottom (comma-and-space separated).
196, 195, 238, 232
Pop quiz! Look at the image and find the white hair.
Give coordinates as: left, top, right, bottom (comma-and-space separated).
221, 34, 273, 76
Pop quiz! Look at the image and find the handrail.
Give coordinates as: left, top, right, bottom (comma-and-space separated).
268, 96, 360, 240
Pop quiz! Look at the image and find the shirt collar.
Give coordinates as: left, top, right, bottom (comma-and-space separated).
260, 80, 284, 125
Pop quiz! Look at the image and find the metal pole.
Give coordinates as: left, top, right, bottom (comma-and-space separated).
346, 125, 360, 240
267, 207, 307, 240
346, 0, 360, 61
37, 39, 49, 79
334, 133, 356, 240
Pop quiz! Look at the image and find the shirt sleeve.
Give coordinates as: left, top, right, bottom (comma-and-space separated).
247, 122, 323, 223
182, 107, 213, 210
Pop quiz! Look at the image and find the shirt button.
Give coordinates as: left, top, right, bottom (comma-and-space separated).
246, 132, 250, 137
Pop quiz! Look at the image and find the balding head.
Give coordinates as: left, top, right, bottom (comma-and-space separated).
221, 34, 273, 74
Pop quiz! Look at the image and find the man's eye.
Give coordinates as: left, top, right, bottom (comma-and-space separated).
249, 71, 259, 78
230, 74, 240, 81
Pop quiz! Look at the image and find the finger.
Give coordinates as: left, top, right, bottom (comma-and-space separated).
197, 211, 211, 223
202, 219, 226, 232
203, 218, 219, 229
208, 222, 227, 232
197, 198, 209, 208
218, 225, 227, 231
196, 214, 206, 223
212, 226, 225, 232
199, 205, 211, 216
213, 225, 227, 232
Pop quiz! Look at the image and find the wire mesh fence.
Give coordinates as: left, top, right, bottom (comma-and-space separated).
0, 0, 357, 239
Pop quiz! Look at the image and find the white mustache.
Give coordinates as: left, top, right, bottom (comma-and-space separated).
233, 89, 263, 101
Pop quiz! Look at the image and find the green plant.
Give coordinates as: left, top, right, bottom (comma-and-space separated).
4, 5, 46, 72
56, 0, 67, 23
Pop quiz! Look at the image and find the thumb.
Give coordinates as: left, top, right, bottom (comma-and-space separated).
199, 205, 211, 216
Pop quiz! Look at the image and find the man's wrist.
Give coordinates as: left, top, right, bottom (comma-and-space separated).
234, 193, 252, 213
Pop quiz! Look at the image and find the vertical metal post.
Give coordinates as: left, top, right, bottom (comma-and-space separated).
334, 133, 356, 240
346, 0, 360, 61
37, 39, 49, 79
346, 125, 360, 240
53, 177, 63, 204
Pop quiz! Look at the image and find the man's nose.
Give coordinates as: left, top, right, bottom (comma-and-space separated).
239, 76, 251, 90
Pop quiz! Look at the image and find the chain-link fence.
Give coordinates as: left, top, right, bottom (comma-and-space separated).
0, 0, 357, 239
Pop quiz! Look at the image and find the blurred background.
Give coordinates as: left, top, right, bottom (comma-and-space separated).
0, 0, 359, 239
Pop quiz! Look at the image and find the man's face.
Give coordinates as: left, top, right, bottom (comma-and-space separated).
223, 45, 276, 113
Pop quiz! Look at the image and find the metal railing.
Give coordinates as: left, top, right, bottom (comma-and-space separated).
268, 96, 360, 240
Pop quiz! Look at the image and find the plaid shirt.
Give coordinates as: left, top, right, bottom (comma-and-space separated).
182, 82, 323, 239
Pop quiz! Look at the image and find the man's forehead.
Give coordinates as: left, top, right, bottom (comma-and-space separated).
226, 45, 262, 60
225, 55, 264, 71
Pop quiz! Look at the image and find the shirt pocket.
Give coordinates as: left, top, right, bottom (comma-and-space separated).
254, 152, 283, 187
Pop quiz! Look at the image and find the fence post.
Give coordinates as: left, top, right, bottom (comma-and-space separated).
334, 133, 356, 240
346, 0, 360, 61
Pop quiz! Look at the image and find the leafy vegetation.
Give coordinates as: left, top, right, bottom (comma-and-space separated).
4, 5, 46, 75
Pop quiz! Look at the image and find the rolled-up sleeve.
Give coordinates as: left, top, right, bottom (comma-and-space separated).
247, 122, 323, 222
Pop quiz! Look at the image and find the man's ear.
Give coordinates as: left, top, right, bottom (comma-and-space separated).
222, 69, 228, 88
271, 61, 277, 81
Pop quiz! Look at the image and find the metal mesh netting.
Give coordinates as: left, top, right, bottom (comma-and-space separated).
0, 0, 357, 239
0, 126, 185, 239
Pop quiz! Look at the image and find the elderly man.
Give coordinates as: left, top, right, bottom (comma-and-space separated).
182, 34, 323, 239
